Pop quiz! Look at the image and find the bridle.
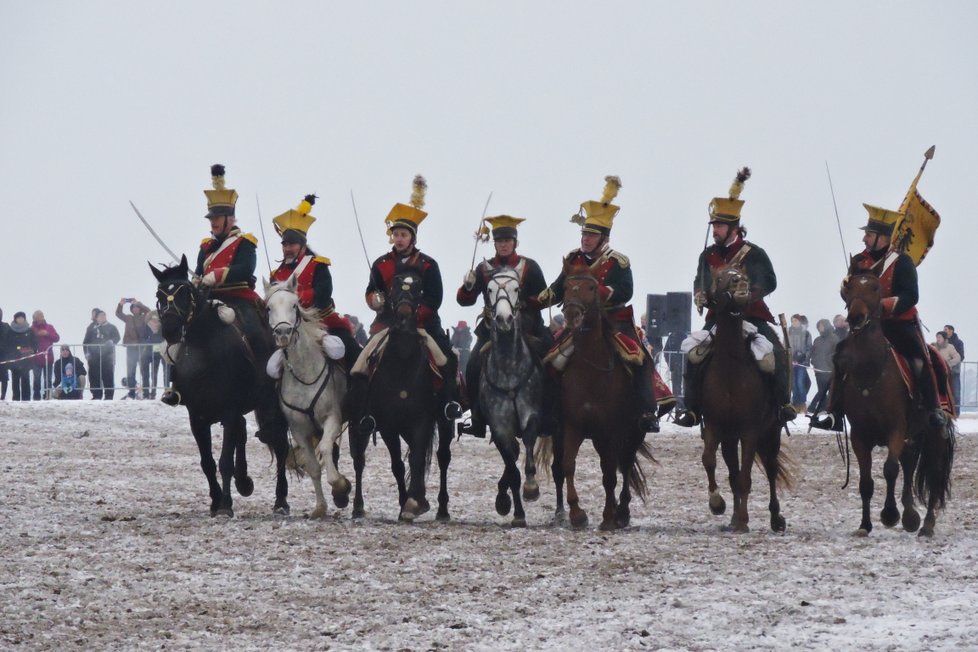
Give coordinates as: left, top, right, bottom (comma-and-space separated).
156, 280, 199, 326
711, 267, 750, 318
487, 269, 522, 325
562, 273, 615, 373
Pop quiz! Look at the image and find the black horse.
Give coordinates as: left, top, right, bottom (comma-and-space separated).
350, 271, 454, 522
150, 255, 290, 516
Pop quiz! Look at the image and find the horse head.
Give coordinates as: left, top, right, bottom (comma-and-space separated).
263, 274, 302, 348
842, 271, 881, 332
389, 271, 424, 332
149, 254, 200, 343
709, 265, 751, 317
561, 261, 601, 331
486, 267, 521, 333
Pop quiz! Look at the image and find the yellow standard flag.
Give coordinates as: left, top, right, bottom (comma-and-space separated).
894, 189, 941, 267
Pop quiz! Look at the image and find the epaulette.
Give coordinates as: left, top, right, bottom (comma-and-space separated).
564, 248, 579, 261
607, 250, 630, 268
200, 237, 214, 248
313, 255, 332, 265
240, 232, 258, 246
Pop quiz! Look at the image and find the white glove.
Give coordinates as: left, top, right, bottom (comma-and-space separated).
694, 291, 707, 310
463, 270, 477, 291
266, 348, 285, 379
369, 292, 386, 311
322, 334, 345, 360
201, 272, 218, 287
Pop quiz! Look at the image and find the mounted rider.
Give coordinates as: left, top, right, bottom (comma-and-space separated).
455, 215, 551, 438
350, 175, 462, 420
161, 164, 269, 405
812, 204, 948, 430
536, 175, 659, 433
674, 167, 796, 427
267, 193, 362, 373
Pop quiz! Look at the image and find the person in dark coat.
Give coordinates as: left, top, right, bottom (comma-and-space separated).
807, 318, 838, 416
944, 324, 964, 415
52, 345, 87, 400
7, 312, 37, 401
84, 310, 120, 400
0, 308, 11, 400
116, 298, 151, 399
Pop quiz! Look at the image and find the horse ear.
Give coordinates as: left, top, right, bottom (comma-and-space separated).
286, 273, 298, 292
262, 277, 271, 293
178, 254, 189, 275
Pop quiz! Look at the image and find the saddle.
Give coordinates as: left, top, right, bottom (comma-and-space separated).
880, 345, 955, 413
543, 331, 644, 372
352, 327, 446, 390
680, 322, 776, 374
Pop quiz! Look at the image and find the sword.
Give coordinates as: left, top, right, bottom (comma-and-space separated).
824, 161, 850, 269
255, 194, 273, 276
350, 189, 373, 274
129, 200, 179, 264
469, 191, 493, 272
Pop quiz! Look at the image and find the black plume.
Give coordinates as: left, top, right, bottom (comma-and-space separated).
211, 164, 225, 177
736, 167, 751, 183
305, 194, 318, 205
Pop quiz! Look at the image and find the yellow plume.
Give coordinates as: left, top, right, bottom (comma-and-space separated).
728, 167, 751, 200
601, 175, 622, 204
569, 211, 586, 226
410, 174, 427, 209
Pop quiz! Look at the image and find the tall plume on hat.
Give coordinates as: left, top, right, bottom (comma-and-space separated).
297, 193, 317, 214
601, 175, 622, 205
211, 164, 227, 191
410, 174, 427, 210
728, 167, 751, 200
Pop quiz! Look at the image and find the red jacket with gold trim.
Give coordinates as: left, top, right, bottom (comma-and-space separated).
195, 228, 260, 301
848, 248, 919, 321
365, 247, 443, 334
537, 246, 634, 326
695, 237, 776, 324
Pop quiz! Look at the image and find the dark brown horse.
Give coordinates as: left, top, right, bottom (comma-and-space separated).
840, 272, 954, 537
700, 266, 790, 533
551, 263, 653, 530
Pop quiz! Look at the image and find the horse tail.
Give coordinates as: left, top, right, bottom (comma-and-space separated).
406, 421, 438, 489
627, 440, 657, 502
914, 418, 955, 509
534, 436, 553, 479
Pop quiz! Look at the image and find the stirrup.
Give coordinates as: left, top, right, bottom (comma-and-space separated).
358, 415, 377, 436
444, 401, 463, 420
674, 409, 699, 427
160, 388, 181, 406
928, 408, 947, 427
640, 411, 660, 433
810, 411, 842, 432
780, 404, 798, 423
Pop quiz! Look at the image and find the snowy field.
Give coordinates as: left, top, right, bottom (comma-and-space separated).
1, 401, 976, 651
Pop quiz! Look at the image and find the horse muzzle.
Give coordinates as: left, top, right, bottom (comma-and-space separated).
494, 312, 515, 332
272, 325, 293, 347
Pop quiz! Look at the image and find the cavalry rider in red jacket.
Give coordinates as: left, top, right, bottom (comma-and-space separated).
812, 205, 948, 430
351, 175, 462, 421
267, 194, 362, 372
455, 215, 551, 438
674, 168, 796, 428
536, 175, 659, 433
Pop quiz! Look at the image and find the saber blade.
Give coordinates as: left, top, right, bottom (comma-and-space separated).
129, 200, 179, 263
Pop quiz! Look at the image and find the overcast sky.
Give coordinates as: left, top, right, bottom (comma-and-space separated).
2, 2, 976, 352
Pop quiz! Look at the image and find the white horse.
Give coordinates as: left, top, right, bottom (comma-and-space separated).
263, 275, 350, 518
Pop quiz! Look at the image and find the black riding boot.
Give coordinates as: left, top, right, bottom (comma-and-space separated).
438, 355, 463, 420
636, 355, 659, 433
916, 361, 947, 426
771, 345, 797, 423
458, 350, 486, 438
674, 360, 701, 427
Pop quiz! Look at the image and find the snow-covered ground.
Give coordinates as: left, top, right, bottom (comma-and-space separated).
1, 401, 975, 651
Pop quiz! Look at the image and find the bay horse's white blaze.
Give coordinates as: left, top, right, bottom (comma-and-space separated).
264, 276, 350, 518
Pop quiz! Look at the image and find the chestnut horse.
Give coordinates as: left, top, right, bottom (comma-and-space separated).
553, 263, 653, 530
700, 266, 790, 533
839, 272, 954, 537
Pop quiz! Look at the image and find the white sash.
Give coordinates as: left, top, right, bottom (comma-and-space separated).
204, 233, 241, 271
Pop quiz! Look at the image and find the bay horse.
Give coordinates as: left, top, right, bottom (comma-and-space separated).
349, 271, 454, 522
839, 272, 955, 537
553, 262, 653, 530
700, 266, 790, 533
264, 275, 350, 519
480, 267, 545, 527
150, 255, 290, 516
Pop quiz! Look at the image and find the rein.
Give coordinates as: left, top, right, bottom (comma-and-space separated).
563, 273, 616, 373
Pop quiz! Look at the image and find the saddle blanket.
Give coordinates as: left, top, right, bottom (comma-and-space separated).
680, 322, 776, 374
887, 346, 955, 414
543, 331, 644, 372
352, 327, 446, 389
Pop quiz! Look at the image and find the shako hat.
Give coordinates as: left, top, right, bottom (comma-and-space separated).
571, 175, 621, 235
204, 164, 238, 219
482, 215, 525, 240
273, 194, 318, 245
860, 203, 902, 238
709, 167, 751, 224
386, 175, 428, 238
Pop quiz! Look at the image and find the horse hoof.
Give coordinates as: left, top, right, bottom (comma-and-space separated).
436, 512, 451, 523
310, 505, 327, 520
352, 507, 365, 520
553, 509, 567, 525
569, 509, 588, 529
709, 493, 726, 515
332, 479, 352, 509
771, 515, 786, 533
855, 528, 870, 538
616, 514, 631, 529
880, 507, 900, 528
902, 510, 921, 533
234, 475, 254, 497
512, 516, 527, 528
400, 498, 420, 521
721, 522, 749, 533
599, 519, 618, 531
417, 498, 431, 516
213, 507, 233, 518
273, 502, 290, 516
522, 481, 540, 502
495, 493, 512, 516
918, 526, 935, 538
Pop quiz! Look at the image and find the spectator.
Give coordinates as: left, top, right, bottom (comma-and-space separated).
84, 310, 120, 400
52, 345, 87, 400
346, 314, 369, 347
141, 311, 165, 399
789, 314, 813, 413
663, 330, 686, 409
833, 314, 849, 342
808, 318, 839, 416
30, 310, 60, 399
116, 298, 151, 399
935, 331, 961, 413
944, 325, 964, 415
0, 308, 11, 400
8, 312, 37, 401
451, 320, 474, 373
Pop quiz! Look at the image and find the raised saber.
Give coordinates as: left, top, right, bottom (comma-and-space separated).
255, 194, 273, 275
824, 161, 850, 269
349, 189, 373, 274
129, 200, 179, 264
469, 191, 494, 271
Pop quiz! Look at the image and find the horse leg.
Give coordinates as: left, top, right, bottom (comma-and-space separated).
318, 413, 351, 510
880, 440, 903, 528
552, 432, 566, 523
294, 425, 328, 519
350, 426, 370, 519
758, 428, 786, 533
215, 416, 240, 517
256, 396, 290, 515
400, 421, 433, 522
379, 432, 408, 520
493, 435, 513, 517
233, 419, 254, 499
702, 426, 726, 515
728, 436, 756, 533
899, 443, 921, 533
495, 434, 525, 526
190, 417, 222, 515
718, 439, 741, 531
595, 439, 619, 531
435, 417, 452, 522
521, 415, 540, 502
851, 432, 875, 536
616, 439, 636, 529
563, 426, 587, 528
